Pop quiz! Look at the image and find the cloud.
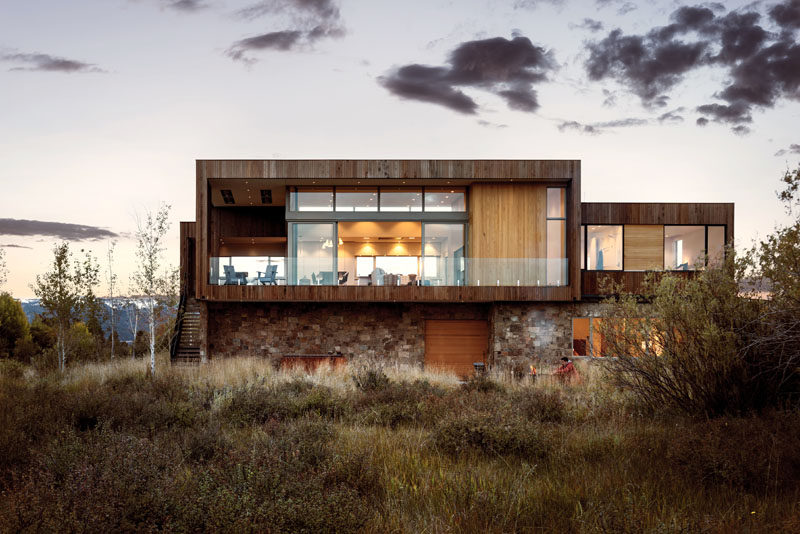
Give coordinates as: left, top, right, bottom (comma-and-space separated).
595, 0, 636, 15
570, 18, 604, 32
557, 116, 648, 134
379, 35, 556, 115
161, 0, 208, 11
513, 0, 565, 8
657, 108, 685, 123
0, 219, 119, 241
775, 143, 800, 156
0, 51, 104, 73
227, 0, 344, 61
585, 1, 800, 133
0, 244, 32, 249
769, 0, 800, 30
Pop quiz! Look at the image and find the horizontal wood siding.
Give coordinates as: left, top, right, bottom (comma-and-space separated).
425, 320, 488, 376
623, 225, 664, 271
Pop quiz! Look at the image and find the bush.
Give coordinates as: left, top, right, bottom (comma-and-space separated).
222, 380, 349, 425
351, 367, 390, 391
432, 412, 550, 458
353, 379, 446, 428
0, 292, 29, 359
513, 388, 568, 423
460, 373, 504, 394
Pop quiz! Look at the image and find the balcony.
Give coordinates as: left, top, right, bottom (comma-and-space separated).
204, 256, 572, 302
209, 256, 568, 287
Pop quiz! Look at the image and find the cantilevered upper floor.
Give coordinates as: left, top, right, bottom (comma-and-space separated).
179, 160, 733, 303
190, 159, 582, 302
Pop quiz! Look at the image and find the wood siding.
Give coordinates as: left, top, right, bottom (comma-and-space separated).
195, 159, 583, 302
204, 284, 574, 302
198, 159, 580, 181
425, 320, 488, 377
582, 203, 734, 241
179, 222, 196, 297
581, 270, 696, 296
209, 206, 286, 256
468, 184, 547, 285
623, 225, 664, 271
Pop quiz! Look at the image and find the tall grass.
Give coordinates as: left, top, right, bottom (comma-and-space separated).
1, 355, 798, 532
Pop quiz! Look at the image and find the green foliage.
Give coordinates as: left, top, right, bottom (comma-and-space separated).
30, 243, 100, 371
601, 166, 800, 417
0, 292, 29, 359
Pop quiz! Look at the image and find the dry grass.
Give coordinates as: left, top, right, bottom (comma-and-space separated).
2, 355, 798, 533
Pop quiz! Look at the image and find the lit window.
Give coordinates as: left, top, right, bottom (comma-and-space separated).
586, 225, 622, 270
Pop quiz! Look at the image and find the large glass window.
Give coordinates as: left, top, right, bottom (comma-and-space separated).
546, 188, 567, 285
581, 225, 586, 269
664, 226, 705, 270
707, 226, 725, 267
335, 187, 378, 212
290, 187, 333, 212
380, 187, 422, 212
547, 187, 565, 218
586, 225, 622, 270
292, 223, 336, 285
424, 187, 466, 212
422, 223, 465, 286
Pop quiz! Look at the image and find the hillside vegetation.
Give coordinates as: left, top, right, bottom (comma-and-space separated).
0, 355, 798, 533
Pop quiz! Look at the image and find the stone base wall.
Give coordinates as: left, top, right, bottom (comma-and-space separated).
207, 302, 488, 366
206, 300, 607, 369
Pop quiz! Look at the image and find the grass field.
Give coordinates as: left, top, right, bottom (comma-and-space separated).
1, 355, 798, 533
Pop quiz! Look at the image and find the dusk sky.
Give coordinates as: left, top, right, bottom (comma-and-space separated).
1, 0, 798, 298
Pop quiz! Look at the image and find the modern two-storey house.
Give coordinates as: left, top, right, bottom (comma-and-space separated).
173, 160, 733, 375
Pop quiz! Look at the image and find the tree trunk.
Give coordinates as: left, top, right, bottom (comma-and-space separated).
110, 303, 115, 360
149, 298, 156, 377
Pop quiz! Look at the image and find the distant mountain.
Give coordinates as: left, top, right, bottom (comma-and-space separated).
20, 298, 176, 343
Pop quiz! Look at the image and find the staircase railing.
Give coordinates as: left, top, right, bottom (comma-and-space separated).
169, 294, 187, 362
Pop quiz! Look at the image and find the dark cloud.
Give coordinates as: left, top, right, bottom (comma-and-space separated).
557, 116, 648, 134
570, 18, 604, 32
380, 35, 556, 115
617, 2, 637, 15
769, 0, 800, 30
0, 51, 103, 73
774, 143, 800, 156
0, 219, 119, 241
696, 117, 709, 126
228, 0, 344, 61
162, 0, 208, 11
585, 1, 800, 133
657, 108, 685, 123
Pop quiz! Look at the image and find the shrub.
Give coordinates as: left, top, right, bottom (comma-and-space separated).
351, 367, 390, 392
353, 379, 446, 428
221, 380, 349, 425
0, 292, 29, 359
513, 388, 568, 423
432, 412, 550, 458
460, 373, 504, 394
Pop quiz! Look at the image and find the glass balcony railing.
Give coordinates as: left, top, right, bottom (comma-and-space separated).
209, 257, 568, 287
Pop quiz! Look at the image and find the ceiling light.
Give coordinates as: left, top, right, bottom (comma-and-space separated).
221, 189, 235, 204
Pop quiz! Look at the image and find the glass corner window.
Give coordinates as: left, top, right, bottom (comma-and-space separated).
664, 226, 705, 270
586, 225, 622, 270
290, 187, 333, 212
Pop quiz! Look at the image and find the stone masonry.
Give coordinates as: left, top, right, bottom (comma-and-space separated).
206, 301, 607, 369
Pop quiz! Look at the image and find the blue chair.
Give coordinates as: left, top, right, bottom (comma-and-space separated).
223, 265, 239, 285
257, 264, 278, 285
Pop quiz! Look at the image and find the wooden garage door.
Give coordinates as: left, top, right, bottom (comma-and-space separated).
425, 320, 488, 377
